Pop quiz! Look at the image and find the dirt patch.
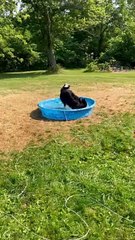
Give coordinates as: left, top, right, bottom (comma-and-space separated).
0, 85, 135, 152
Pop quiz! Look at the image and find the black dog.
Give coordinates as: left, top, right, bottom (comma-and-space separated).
60, 84, 87, 109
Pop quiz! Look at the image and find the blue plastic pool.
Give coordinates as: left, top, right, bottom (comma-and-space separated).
38, 97, 96, 121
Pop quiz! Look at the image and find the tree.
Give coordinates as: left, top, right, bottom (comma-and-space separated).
98, 0, 135, 67
1, 0, 135, 71
21, 0, 90, 71
55, 0, 129, 66
0, 0, 39, 72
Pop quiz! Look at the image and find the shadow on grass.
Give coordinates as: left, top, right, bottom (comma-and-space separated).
30, 108, 52, 122
0, 70, 48, 80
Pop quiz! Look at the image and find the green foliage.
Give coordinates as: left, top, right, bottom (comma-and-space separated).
0, 114, 135, 239
1, 0, 135, 71
85, 61, 99, 72
46, 64, 64, 74
99, 32, 135, 67
98, 62, 112, 72
0, 3, 40, 72
85, 61, 112, 72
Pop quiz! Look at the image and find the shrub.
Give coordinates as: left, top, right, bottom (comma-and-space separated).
85, 61, 112, 72
46, 64, 64, 74
98, 62, 112, 72
85, 61, 99, 72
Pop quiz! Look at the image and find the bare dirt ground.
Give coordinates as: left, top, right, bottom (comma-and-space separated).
0, 84, 135, 152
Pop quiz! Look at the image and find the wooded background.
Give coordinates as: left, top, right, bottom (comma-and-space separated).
1, 0, 135, 72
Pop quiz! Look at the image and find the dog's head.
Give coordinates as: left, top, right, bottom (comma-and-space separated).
63, 83, 70, 89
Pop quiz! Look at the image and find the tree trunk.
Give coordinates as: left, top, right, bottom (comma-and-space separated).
47, 46, 56, 71
97, 23, 108, 58
97, 31, 104, 57
45, 7, 57, 71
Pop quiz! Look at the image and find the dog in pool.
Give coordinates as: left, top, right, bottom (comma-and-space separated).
60, 84, 87, 109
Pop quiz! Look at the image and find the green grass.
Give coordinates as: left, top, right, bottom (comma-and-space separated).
0, 113, 135, 240
0, 69, 135, 92
0, 70, 135, 239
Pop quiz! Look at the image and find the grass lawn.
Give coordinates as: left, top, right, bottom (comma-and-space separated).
0, 70, 135, 239
0, 69, 135, 93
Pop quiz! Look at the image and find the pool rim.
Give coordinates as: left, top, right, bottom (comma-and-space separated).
38, 97, 96, 112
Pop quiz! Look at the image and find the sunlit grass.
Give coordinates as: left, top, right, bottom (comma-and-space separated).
0, 70, 135, 239
0, 69, 135, 93
0, 113, 135, 239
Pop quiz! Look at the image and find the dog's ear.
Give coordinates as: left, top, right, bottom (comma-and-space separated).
63, 83, 70, 89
